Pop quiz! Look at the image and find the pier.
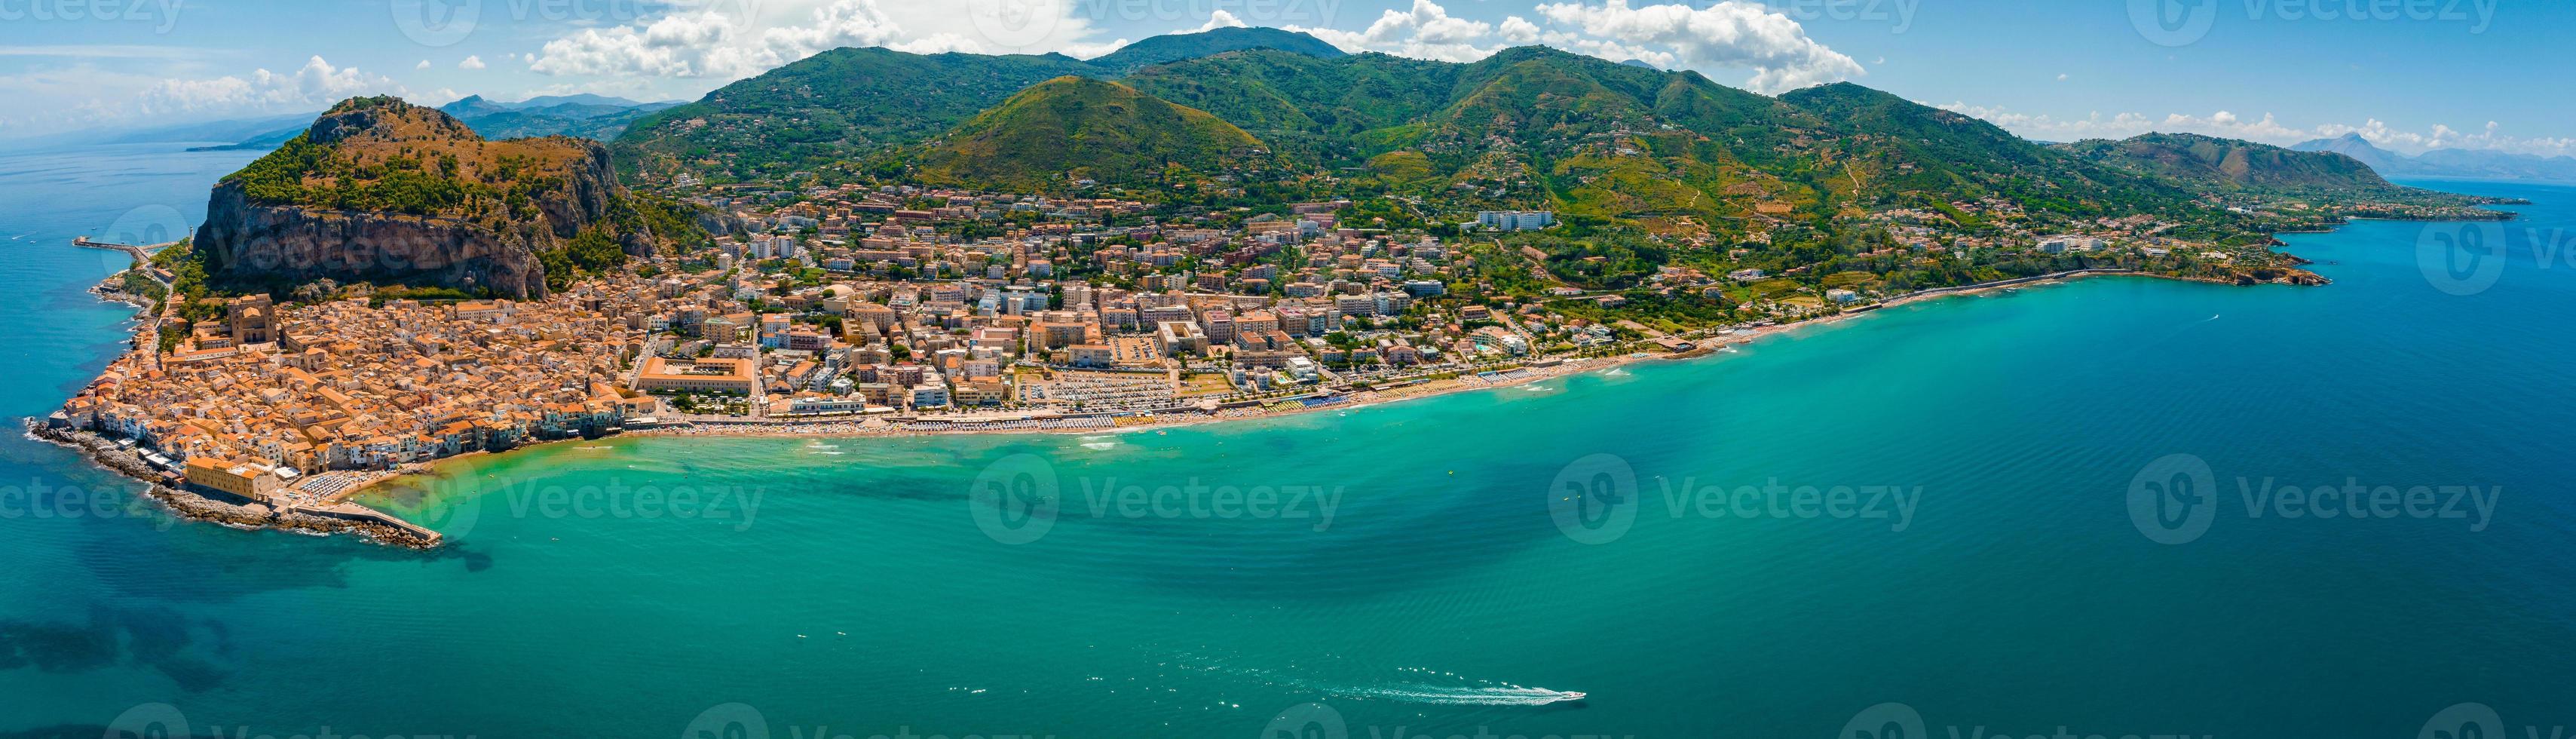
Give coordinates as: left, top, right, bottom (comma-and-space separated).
72, 236, 179, 268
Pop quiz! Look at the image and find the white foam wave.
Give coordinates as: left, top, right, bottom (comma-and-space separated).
1323, 684, 1585, 706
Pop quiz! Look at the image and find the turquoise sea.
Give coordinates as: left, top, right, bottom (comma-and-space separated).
3, 143, 2573, 738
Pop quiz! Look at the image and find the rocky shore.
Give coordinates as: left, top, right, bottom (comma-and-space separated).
23, 421, 442, 548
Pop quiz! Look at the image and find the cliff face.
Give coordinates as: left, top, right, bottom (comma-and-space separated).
194, 97, 647, 299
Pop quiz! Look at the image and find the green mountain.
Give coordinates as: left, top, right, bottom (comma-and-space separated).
1125, 47, 2199, 225
911, 77, 1270, 190
1118, 50, 1461, 163
613, 29, 2501, 247
610, 28, 1351, 184
1086, 26, 1346, 72
2059, 133, 2403, 194
613, 48, 1098, 183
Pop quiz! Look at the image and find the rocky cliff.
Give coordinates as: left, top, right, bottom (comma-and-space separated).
193, 97, 648, 299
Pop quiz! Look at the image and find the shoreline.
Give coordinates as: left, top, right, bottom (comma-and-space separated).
41, 266, 2286, 547
391, 268, 2198, 479
22, 421, 443, 548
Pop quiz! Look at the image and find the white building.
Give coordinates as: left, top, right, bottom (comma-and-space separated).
1477, 211, 1555, 232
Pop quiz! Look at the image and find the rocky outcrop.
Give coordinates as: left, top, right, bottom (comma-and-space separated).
192, 98, 647, 299
195, 182, 557, 297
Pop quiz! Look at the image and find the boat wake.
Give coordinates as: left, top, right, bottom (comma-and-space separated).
1323, 683, 1586, 706
1182, 658, 1586, 706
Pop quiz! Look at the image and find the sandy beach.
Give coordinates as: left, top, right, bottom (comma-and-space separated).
381, 268, 2177, 488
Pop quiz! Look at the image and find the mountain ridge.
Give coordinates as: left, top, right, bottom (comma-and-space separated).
2293, 132, 2576, 183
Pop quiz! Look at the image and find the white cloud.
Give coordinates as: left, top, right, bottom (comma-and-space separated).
1199, 10, 1248, 32
1291, 0, 1501, 63
460, 55, 487, 70
415, 60, 432, 70
1934, 102, 2576, 158
2056, 73, 2068, 81
529, 0, 1109, 81
1499, 16, 1542, 44
140, 56, 411, 118
1530, 0, 1863, 93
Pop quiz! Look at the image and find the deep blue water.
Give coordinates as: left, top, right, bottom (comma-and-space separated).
0, 148, 2571, 738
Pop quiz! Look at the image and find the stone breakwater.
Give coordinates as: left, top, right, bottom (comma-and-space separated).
23, 421, 442, 549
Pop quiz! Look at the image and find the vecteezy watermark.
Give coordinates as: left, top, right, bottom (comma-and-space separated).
2415, 222, 2576, 296
681, 703, 1054, 739
392, 474, 764, 539
1774, 0, 1920, 32
106, 703, 476, 739
2418, 220, 2512, 296
2125, 453, 2498, 545
1257, 703, 1346, 739
2127, 0, 2498, 47
0, 476, 179, 531
2413, 702, 2575, 739
1840, 702, 2211, 739
967, 452, 1343, 544
391, 0, 761, 48
1547, 453, 1921, 544
1254, 701, 1628, 739
0, 0, 183, 32
966, 0, 1068, 49
90, 204, 191, 274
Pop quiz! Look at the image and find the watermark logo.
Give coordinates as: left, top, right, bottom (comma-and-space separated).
0, 0, 184, 32
684, 702, 770, 739
93, 204, 191, 274
1548, 452, 1637, 544
1548, 453, 1922, 544
1839, 702, 1928, 739
2129, 0, 2496, 46
104, 703, 191, 739
1842, 702, 2212, 739
1256, 702, 1346, 739
970, 452, 1061, 544
1777, 0, 1921, 33
2418, 703, 2505, 739
395, 477, 486, 539
678, 702, 1050, 739
2127, 0, 2219, 46
967, 453, 1344, 544
394, 0, 763, 48
2127, 452, 2216, 545
103, 704, 473, 739
387, 475, 764, 541
2125, 454, 2499, 544
2418, 221, 2511, 296
967, 0, 1066, 49
391, 0, 480, 47
0, 477, 180, 532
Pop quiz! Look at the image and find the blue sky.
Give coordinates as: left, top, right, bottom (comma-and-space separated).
0, 0, 2562, 155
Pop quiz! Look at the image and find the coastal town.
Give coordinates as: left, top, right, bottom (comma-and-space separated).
46, 178, 2329, 543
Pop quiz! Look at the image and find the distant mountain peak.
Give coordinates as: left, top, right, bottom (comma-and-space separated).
1086, 26, 1345, 72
